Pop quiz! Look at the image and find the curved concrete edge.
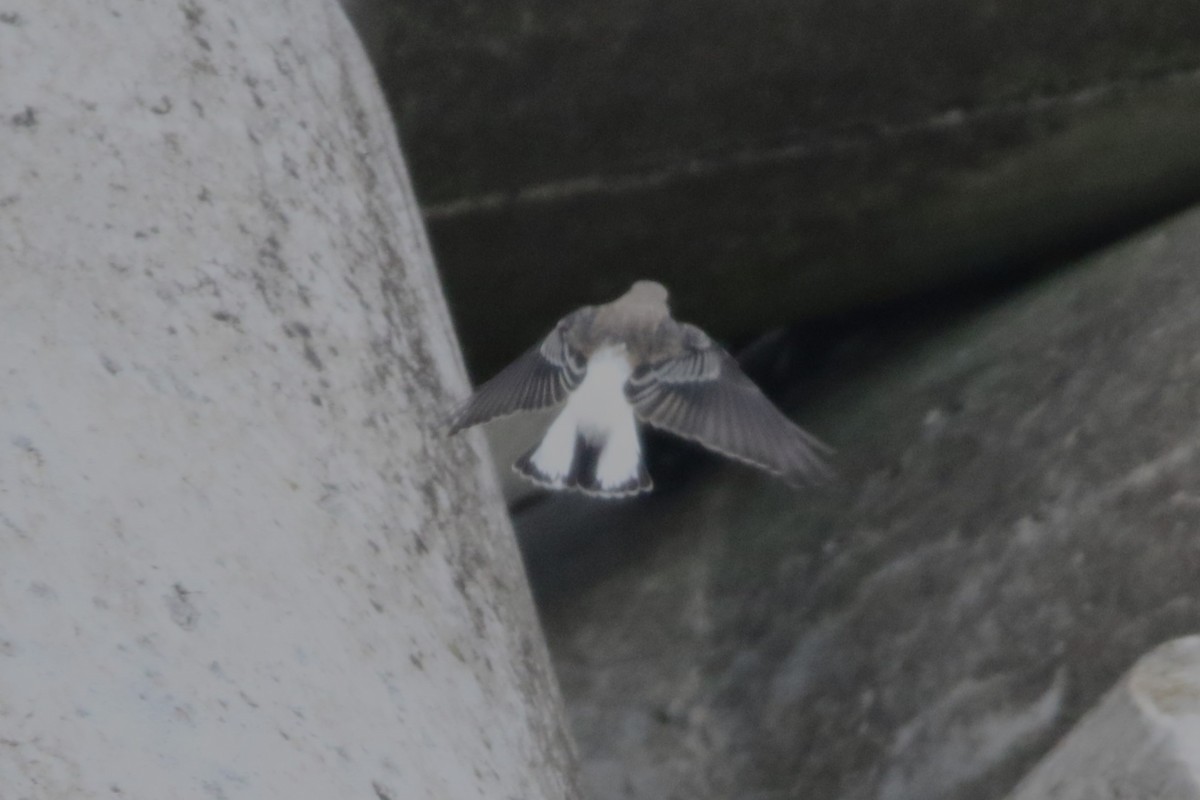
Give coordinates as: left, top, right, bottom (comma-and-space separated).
1006, 636, 1200, 800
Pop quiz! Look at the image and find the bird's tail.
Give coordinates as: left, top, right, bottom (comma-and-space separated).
515, 432, 652, 498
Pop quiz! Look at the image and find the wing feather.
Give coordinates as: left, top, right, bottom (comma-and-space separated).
629, 327, 832, 485
447, 313, 587, 433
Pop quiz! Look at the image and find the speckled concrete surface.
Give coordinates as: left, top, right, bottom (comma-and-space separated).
0, 1, 577, 797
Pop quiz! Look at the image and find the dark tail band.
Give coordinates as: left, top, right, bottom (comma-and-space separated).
515, 433, 652, 498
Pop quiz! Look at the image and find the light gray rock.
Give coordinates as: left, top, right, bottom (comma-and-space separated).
0, 1, 577, 797
520, 205, 1200, 799
1005, 636, 1200, 800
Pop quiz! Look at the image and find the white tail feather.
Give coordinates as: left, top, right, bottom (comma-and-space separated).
518, 347, 650, 496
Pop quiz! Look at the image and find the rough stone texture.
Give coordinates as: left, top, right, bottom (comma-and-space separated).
343, 0, 1200, 376
519, 205, 1200, 799
1005, 636, 1200, 800
0, 1, 577, 798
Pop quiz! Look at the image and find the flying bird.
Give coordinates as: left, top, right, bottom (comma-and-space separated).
448, 280, 831, 497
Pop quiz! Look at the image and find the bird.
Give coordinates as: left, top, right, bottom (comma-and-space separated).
447, 280, 832, 498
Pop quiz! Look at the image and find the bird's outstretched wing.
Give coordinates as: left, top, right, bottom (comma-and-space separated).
447, 312, 589, 434
627, 325, 832, 484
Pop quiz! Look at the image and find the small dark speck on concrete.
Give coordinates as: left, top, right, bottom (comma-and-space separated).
372, 782, 395, 800
166, 582, 200, 631
101, 355, 121, 375
283, 321, 311, 339
211, 310, 240, 326
197, 186, 212, 202
12, 435, 43, 466
283, 321, 323, 370
28, 581, 57, 601
11, 106, 37, 127
310, 394, 323, 406
0, 12, 22, 25
257, 234, 284, 271
303, 343, 323, 370
149, 96, 173, 115
282, 153, 300, 179
181, 0, 203, 27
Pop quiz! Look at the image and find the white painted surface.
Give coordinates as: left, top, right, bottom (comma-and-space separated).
0, 1, 577, 798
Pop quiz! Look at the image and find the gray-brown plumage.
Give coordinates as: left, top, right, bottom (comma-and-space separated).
448, 280, 831, 496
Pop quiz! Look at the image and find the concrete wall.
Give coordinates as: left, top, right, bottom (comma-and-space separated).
0, 1, 577, 797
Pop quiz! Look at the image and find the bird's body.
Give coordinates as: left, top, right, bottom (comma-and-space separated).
520, 345, 647, 495
448, 281, 830, 497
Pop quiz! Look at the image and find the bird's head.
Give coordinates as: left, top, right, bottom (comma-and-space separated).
613, 281, 670, 320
